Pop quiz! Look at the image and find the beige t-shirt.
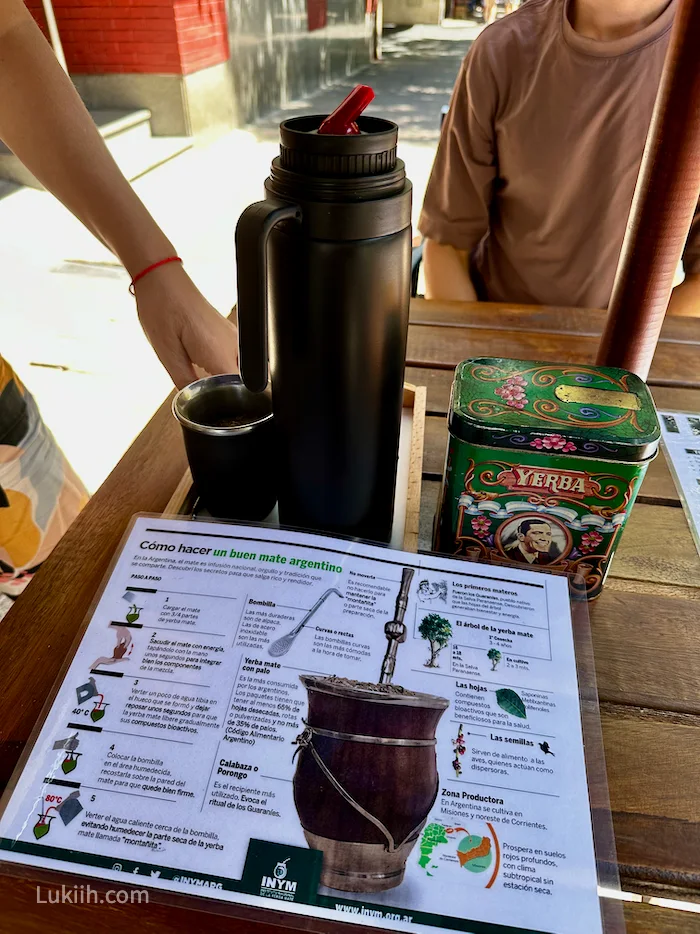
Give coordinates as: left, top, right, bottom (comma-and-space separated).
419, 0, 700, 308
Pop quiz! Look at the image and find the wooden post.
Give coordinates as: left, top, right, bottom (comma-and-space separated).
40, 0, 68, 73
596, 0, 700, 379
373, 0, 384, 62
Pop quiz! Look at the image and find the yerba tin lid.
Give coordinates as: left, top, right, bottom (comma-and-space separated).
449, 358, 661, 463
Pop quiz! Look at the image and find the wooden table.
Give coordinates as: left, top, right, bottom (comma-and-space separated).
1, 299, 699, 933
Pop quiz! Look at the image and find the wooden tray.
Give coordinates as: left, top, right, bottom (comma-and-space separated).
164, 383, 427, 552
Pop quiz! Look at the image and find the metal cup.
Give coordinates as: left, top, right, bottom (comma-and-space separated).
172, 374, 276, 521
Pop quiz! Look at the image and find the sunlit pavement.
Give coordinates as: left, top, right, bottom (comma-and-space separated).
0, 21, 481, 496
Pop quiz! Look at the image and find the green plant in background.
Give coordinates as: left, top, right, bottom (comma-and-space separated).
419, 614, 452, 668
496, 688, 526, 719
487, 648, 502, 671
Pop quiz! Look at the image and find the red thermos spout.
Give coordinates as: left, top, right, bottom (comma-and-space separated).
318, 85, 375, 135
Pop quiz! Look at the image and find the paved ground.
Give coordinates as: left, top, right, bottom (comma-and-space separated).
0, 22, 479, 499
257, 22, 479, 144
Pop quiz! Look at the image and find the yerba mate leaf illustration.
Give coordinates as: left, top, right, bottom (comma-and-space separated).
33, 822, 50, 840
496, 688, 526, 719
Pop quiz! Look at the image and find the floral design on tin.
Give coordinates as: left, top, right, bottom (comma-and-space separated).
580, 530, 604, 553
471, 515, 492, 539
494, 374, 528, 409
529, 433, 577, 452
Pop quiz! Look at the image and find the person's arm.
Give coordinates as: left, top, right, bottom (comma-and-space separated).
418, 43, 497, 303
0, 0, 237, 387
667, 274, 700, 316
423, 240, 478, 302
669, 204, 700, 316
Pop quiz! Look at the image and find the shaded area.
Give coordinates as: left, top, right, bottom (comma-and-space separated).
254, 22, 482, 144
226, 0, 372, 124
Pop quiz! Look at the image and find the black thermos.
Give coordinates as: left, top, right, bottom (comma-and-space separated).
235, 115, 412, 542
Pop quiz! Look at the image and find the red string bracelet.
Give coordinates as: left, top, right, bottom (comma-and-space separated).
129, 256, 183, 295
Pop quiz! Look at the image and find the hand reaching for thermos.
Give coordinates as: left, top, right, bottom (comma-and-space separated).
134, 262, 239, 389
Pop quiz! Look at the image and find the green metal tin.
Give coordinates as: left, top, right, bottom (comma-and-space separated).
434, 358, 661, 599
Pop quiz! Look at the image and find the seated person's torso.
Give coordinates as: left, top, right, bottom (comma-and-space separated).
421, 0, 679, 308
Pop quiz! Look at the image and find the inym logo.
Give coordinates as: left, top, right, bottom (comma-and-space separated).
260, 858, 298, 900
241, 839, 322, 904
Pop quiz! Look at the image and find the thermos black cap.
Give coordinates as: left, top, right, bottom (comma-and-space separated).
279, 115, 398, 178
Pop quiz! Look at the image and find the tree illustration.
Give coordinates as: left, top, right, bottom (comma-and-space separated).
487, 648, 502, 671
419, 614, 452, 668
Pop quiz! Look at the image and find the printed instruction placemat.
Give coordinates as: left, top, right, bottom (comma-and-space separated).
0, 516, 604, 934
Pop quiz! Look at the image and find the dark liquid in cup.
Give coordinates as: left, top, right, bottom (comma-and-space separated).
174, 375, 276, 522
202, 414, 256, 429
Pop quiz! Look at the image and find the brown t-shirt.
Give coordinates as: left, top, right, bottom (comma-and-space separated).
419, 0, 700, 308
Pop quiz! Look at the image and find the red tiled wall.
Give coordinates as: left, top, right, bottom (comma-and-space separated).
24, 0, 229, 76
58, 1, 180, 75
307, 0, 327, 32
174, 0, 229, 74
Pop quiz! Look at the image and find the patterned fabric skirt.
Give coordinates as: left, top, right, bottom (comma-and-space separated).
0, 356, 89, 575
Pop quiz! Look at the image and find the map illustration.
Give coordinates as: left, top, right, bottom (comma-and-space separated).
418, 822, 500, 888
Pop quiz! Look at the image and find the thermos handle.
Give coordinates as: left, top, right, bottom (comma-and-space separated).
235, 199, 301, 393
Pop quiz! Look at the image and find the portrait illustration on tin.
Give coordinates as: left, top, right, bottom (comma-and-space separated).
497, 515, 571, 566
